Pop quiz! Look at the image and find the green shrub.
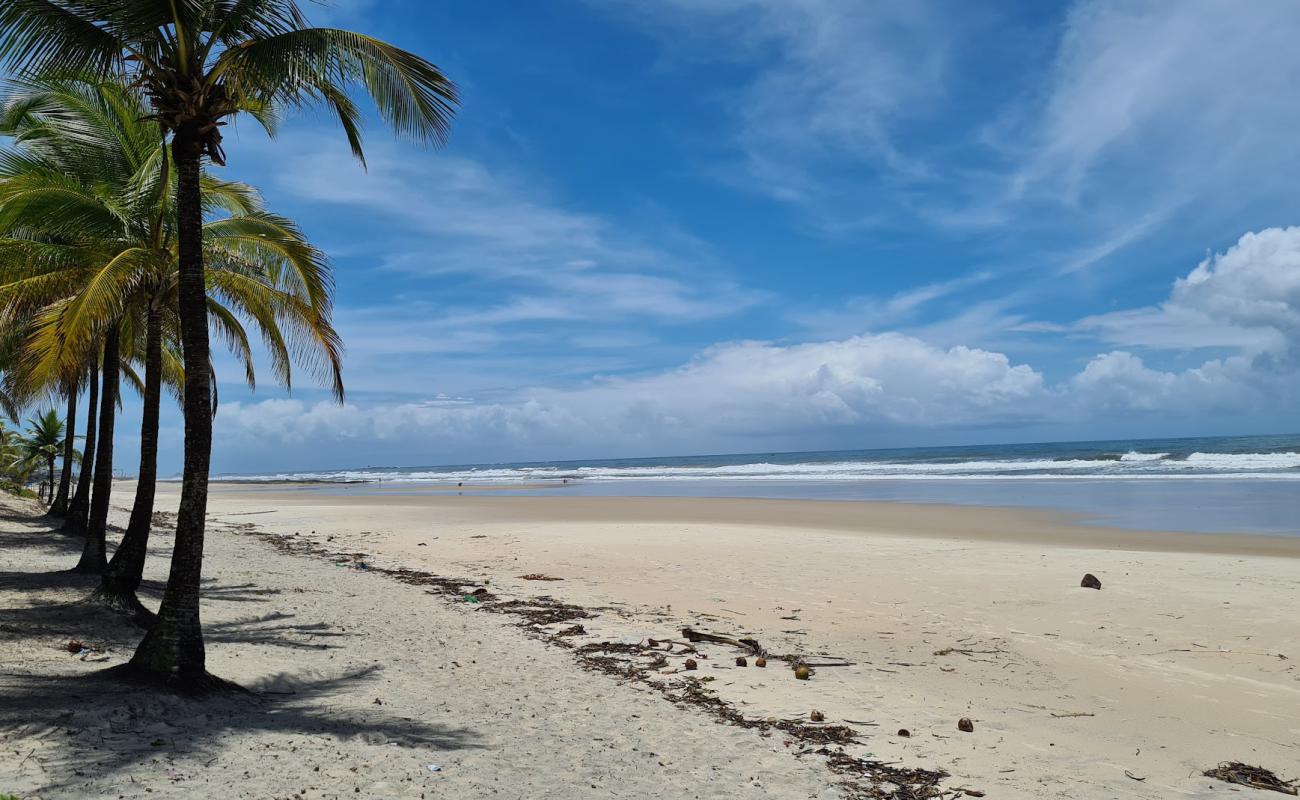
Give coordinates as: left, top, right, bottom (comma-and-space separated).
0, 481, 38, 500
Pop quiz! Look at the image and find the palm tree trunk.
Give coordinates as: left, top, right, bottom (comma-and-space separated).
64, 363, 98, 537
74, 331, 118, 574
50, 387, 77, 517
99, 303, 162, 622
132, 129, 215, 685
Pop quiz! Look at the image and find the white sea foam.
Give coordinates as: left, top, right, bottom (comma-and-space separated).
1119, 451, 1169, 461
217, 450, 1300, 484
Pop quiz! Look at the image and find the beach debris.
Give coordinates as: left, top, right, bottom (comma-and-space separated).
240, 523, 953, 800
557, 624, 586, 637
65, 639, 84, 653
1124, 770, 1146, 781
1203, 762, 1298, 795
1081, 573, 1102, 590
518, 573, 563, 581
957, 717, 975, 733
898, 728, 911, 737
810, 710, 825, 722
681, 626, 764, 655
735, 656, 748, 667
425, 764, 442, 773
684, 658, 698, 671
794, 665, 811, 680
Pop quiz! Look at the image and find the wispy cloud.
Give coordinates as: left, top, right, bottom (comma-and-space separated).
600, 0, 1300, 282
261, 135, 762, 324
946, 0, 1300, 247
591, 0, 953, 213
221, 131, 765, 398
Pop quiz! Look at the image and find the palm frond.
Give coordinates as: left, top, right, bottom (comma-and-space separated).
0, 1, 122, 78
213, 27, 457, 162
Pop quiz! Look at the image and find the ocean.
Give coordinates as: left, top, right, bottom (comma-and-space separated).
214, 433, 1300, 535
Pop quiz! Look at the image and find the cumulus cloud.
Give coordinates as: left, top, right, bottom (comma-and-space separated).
1077, 227, 1300, 357
214, 333, 1055, 467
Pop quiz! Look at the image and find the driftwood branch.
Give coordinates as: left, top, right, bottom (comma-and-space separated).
681, 627, 763, 655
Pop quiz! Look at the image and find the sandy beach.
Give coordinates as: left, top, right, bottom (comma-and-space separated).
3, 484, 1298, 798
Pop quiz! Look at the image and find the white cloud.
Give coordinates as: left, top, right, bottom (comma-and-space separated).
211, 224, 1300, 469
1077, 227, 1300, 356
214, 332, 1056, 467
1069, 351, 1274, 416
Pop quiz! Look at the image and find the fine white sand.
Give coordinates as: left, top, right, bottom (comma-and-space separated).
4, 484, 1299, 799
0, 490, 832, 799
193, 485, 1300, 799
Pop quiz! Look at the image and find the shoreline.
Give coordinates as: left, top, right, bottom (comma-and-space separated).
190, 483, 1300, 557
185, 474, 1300, 537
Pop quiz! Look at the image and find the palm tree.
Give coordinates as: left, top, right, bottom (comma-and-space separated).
0, 1, 455, 687
48, 379, 76, 516
0, 419, 32, 490
18, 407, 65, 502
1, 75, 345, 614
65, 360, 98, 536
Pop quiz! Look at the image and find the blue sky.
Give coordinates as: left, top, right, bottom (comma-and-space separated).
107, 0, 1300, 473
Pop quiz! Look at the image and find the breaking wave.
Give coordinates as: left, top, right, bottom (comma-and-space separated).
217, 449, 1300, 484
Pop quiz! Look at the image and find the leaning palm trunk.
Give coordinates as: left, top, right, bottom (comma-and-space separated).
74, 333, 118, 573
49, 386, 76, 516
64, 363, 98, 537
98, 305, 162, 621
132, 134, 212, 680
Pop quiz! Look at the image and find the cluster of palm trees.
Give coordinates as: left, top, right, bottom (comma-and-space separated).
0, 407, 67, 498
0, 1, 455, 691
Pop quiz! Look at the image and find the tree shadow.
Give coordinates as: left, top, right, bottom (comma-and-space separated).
134, 578, 284, 604
0, 578, 105, 645
0, 665, 483, 796
0, 523, 86, 557
204, 611, 348, 651
0, 568, 100, 594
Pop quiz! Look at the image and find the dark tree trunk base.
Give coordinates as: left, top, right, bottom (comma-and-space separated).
86, 586, 157, 628
99, 663, 246, 697
69, 554, 106, 574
